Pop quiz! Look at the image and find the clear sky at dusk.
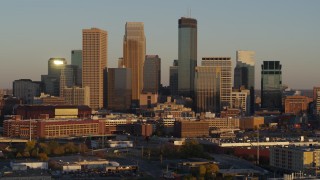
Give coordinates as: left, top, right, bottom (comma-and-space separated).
0, 0, 320, 89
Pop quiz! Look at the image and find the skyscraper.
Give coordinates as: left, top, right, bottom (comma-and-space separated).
82, 28, 107, 110
48, 58, 67, 77
123, 22, 146, 107
261, 61, 282, 110
202, 57, 232, 109
108, 68, 132, 111
234, 50, 255, 114
143, 55, 161, 93
194, 66, 221, 113
71, 50, 82, 86
42, 58, 67, 96
170, 60, 179, 96
178, 17, 197, 97
59, 65, 78, 96
13, 79, 41, 104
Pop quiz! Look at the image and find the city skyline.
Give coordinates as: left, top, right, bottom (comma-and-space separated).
1, 1, 320, 89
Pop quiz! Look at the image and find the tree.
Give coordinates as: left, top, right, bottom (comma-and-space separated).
52, 146, 65, 155
16, 152, 22, 158
39, 143, 50, 155
64, 142, 78, 154
38, 153, 48, 161
198, 165, 206, 177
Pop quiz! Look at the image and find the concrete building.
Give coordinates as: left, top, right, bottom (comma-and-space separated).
206, 117, 240, 130
174, 120, 209, 138
62, 86, 90, 106
15, 105, 91, 119
134, 123, 153, 137
270, 146, 320, 173
153, 97, 195, 118
261, 61, 282, 110
239, 116, 264, 130
3, 118, 106, 139
194, 66, 221, 113
107, 68, 132, 111
143, 55, 161, 93
202, 57, 232, 109
284, 95, 312, 115
59, 65, 79, 96
33, 93, 66, 105
140, 92, 158, 109
13, 79, 41, 104
170, 60, 179, 96
123, 22, 146, 108
82, 28, 107, 110
178, 17, 197, 97
234, 50, 255, 114
231, 89, 250, 115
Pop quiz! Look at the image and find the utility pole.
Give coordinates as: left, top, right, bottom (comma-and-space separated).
257, 126, 259, 165
29, 118, 32, 141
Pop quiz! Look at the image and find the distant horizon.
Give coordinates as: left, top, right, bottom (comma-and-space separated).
1, 1, 320, 89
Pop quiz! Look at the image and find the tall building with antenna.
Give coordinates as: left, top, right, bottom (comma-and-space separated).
178, 17, 197, 97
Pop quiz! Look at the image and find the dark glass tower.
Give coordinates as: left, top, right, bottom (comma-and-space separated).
234, 50, 255, 114
178, 17, 197, 97
261, 61, 282, 110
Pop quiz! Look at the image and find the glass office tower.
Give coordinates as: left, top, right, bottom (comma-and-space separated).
178, 17, 197, 97
261, 61, 282, 110
234, 50, 255, 114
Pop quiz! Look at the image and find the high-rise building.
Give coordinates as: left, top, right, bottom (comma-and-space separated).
71, 50, 82, 86
143, 55, 161, 93
107, 68, 132, 111
62, 86, 90, 106
234, 50, 255, 114
261, 61, 282, 110
42, 58, 67, 96
194, 66, 221, 113
123, 22, 146, 107
60, 65, 78, 96
231, 89, 250, 115
82, 28, 107, 109
170, 60, 179, 96
178, 17, 197, 97
202, 57, 232, 109
13, 79, 41, 104
48, 58, 67, 77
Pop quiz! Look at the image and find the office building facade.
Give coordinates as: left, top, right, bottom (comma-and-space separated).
62, 86, 90, 106
13, 79, 41, 104
123, 22, 146, 108
71, 50, 83, 86
202, 57, 232, 109
234, 50, 255, 114
194, 66, 221, 113
107, 68, 132, 111
170, 60, 179, 96
261, 61, 282, 110
143, 55, 161, 93
82, 28, 107, 109
178, 17, 197, 97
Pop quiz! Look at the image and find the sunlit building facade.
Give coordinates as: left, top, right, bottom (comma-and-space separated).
202, 57, 232, 109
123, 22, 146, 108
82, 28, 107, 109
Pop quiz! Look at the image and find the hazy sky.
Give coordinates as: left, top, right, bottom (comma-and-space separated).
1, 0, 320, 89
